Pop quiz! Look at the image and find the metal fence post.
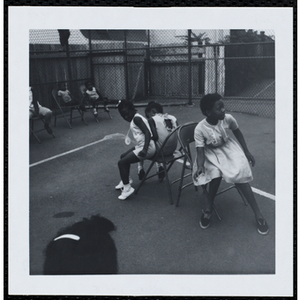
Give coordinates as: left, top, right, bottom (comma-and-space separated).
214, 45, 218, 93
124, 30, 129, 101
187, 29, 193, 106
88, 30, 94, 81
144, 30, 151, 97
65, 39, 72, 87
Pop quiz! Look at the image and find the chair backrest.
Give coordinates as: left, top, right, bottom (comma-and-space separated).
178, 122, 197, 147
52, 88, 59, 101
177, 122, 198, 163
52, 88, 62, 106
155, 125, 181, 158
79, 84, 87, 95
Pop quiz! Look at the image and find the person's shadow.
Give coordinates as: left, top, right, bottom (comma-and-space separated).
43, 215, 118, 274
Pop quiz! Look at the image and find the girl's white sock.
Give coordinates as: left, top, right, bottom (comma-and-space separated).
123, 183, 131, 191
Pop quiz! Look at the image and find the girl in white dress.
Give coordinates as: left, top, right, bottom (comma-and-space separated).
193, 93, 268, 235
115, 100, 156, 200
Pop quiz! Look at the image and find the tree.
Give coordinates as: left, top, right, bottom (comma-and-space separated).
176, 30, 211, 45
218, 30, 274, 44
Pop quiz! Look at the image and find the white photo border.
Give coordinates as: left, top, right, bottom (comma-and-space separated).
8, 6, 294, 296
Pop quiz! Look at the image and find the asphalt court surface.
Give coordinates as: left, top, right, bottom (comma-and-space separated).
29, 105, 275, 275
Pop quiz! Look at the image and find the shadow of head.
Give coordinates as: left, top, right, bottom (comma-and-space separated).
43, 215, 118, 275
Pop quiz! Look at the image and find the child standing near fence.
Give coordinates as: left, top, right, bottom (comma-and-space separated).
57, 83, 86, 112
83, 81, 109, 117
115, 100, 156, 200
193, 93, 269, 235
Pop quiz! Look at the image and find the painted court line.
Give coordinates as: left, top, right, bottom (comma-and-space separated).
253, 80, 275, 98
29, 133, 125, 168
175, 161, 275, 201
30, 133, 275, 201
251, 187, 275, 201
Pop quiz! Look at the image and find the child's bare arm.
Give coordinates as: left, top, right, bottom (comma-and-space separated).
233, 128, 255, 166
148, 118, 158, 141
193, 147, 205, 180
134, 116, 151, 157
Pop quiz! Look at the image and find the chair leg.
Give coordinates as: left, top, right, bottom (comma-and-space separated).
57, 106, 72, 128
78, 108, 88, 125
107, 110, 112, 119
213, 204, 222, 221
70, 109, 73, 125
135, 160, 156, 194
175, 156, 188, 207
94, 107, 100, 123
94, 112, 100, 123
235, 185, 248, 206
162, 160, 173, 205
30, 128, 42, 143
29, 120, 41, 144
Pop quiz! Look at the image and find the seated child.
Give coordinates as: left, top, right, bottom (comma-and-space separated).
139, 101, 178, 180
57, 83, 86, 112
83, 81, 109, 117
193, 93, 269, 235
29, 86, 53, 134
115, 100, 156, 200
43, 215, 118, 274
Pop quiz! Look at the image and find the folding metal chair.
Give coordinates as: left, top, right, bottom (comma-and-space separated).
175, 122, 248, 220
172, 122, 198, 207
134, 126, 185, 205
52, 88, 88, 129
29, 115, 55, 144
79, 84, 112, 122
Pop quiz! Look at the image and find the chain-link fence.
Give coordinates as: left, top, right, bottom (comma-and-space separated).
30, 29, 275, 118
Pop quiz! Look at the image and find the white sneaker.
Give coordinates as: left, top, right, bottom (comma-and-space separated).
115, 178, 133, 190
118, 186, 135, 200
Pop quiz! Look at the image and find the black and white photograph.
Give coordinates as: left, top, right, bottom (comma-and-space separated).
8, 6, 294, 297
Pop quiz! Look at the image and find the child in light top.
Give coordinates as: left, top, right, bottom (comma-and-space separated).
57, 83, 86, 112
141, 101, 178, 180
193, 93, 269, 235
29, 86, 53, 134
115, 100, 156, 200
83, 81, 109, 117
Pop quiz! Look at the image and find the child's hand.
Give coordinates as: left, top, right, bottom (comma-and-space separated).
193, 168, 204, 181
245, 151, 255, 166
138, 149, 147, 158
